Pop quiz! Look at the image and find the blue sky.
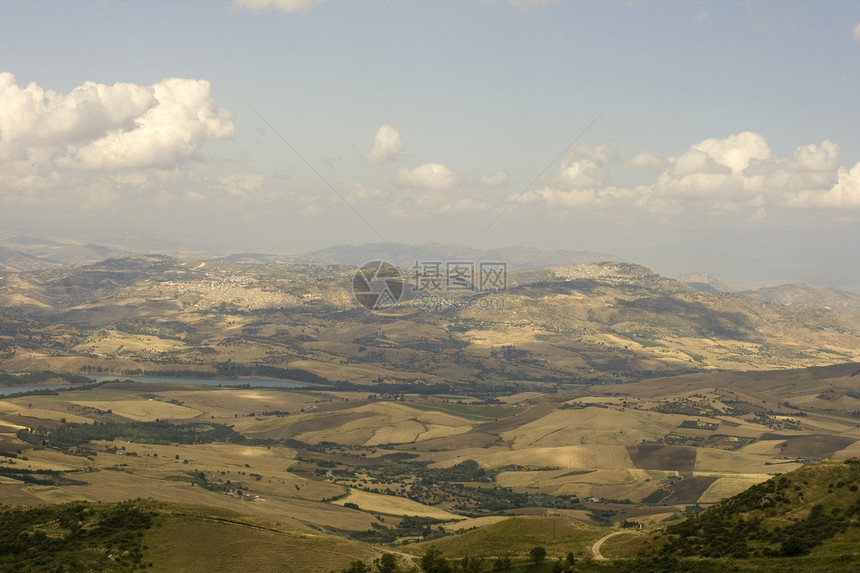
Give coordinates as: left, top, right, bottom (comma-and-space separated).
1, 0, 859, 287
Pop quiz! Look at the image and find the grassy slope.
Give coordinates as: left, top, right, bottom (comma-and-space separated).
612, 460, 860, 572
404, 515, 604, 561
2, 462, 859, 572
0, 499, 385, 573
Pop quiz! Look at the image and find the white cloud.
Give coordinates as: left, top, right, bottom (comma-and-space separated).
339, 180, 385, 202
690, 131, 771, 175
625, 151, 667, 169
854, 22, 860, 42
475, 170, 508, 188
0, 73, 233, 173
516, 133, 860, 217
220, 172, 265, 198
395, 162, 460, 190
748, 140, 839, 192
652, 132, 771, 201
64, 79, 234, 170
520, 144, 616, 207
393, 161, 507, 193
788, 163, 860, 209
385, 161, 506, 218
551, 144, 614, 187
0, 72, 154, 148
233, 0, 328, 13
364, 124, 404, 164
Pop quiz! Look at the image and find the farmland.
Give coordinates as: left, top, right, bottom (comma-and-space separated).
1, 256, 860, 570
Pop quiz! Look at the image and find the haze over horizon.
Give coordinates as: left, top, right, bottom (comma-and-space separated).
1, 1, 859, 287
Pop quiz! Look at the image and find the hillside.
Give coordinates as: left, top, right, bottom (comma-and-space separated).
4, 461, 855, 572
2, 257, 860, 384
0, 499, 382, 573
607, 460, 860, 572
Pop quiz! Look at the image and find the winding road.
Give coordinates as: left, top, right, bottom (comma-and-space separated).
591, 530, 639, 560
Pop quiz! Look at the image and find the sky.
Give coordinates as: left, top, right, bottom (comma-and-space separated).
1, 0, 859, 287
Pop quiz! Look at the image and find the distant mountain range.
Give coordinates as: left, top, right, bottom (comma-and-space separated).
678, 272, 735, 294
2, 236, 858, 304
0, 236, 131, 272
292, 242, 612, 269
748, 282, 860, 310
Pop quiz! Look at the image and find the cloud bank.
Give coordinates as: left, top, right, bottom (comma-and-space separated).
520, 132, 860, 216
233, 0, 328, 13
0, 73, 234, 172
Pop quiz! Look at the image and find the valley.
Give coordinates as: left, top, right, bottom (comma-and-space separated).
1, 254, 859, 571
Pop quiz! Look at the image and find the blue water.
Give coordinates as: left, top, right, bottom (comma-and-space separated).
0, 375, 311, 397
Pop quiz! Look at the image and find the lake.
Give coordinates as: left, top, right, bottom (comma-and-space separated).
0, 375, 311, 397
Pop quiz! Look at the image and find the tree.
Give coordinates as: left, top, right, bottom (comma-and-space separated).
492, 552, 512, 571
529, 546, 547, 565
460, 554, 485, 573
340, 560, 370, 573
780, 536, 810, 557
420, 546, 450, 573
374, 553, 398, 573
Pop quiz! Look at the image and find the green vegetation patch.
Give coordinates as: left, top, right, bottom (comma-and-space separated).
16, 420, 245, 449
640, 460, 860, 561
0, 500, 156, 572
0, 466, 87, 486
0, 371, 94, 387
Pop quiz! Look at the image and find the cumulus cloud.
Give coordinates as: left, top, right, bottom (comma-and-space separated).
690, 131, 771, 175
233, 0, 328, 13
624, 151, 667, 169
364, 124, 404, 164
475, 171, 508, 188
519, 144, 618, 208
340, 180, 385, 203
0, 72, 154, 148
652, 131, 772, 201
386, 161, 507, 218
747, 140, 839, 192
0, 73, 233, 172
393, 161, 508, 194
395, 162, 460, 190
788, 164, 860, 209
854, 22, 860, 42
517, 133, 860, 216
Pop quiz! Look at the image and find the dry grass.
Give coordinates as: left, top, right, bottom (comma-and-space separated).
695, 448, 802, 474
69, 399, 200, 421
442, 515, 511, 532
406, 515, 603, 559
499, 406, 693, 449
332, 488, 464, 520
144, 512, 381, 573
697, 474, 772, 503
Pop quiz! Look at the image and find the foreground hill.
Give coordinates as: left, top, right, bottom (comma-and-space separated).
607, 459, 860, 572
0, 500, 382, 573
4, 461, 856, 572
